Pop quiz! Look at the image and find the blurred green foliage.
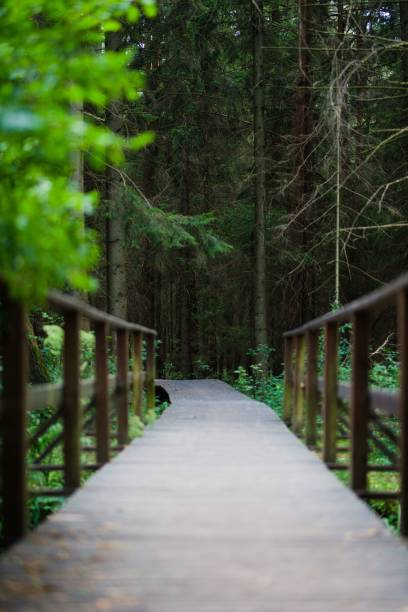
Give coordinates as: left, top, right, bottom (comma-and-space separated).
0, 0, 156, 302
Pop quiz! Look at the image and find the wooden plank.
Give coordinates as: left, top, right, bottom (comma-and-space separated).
367, 427, 397, 464
28, 464, 100, 472
95, 322, 109, 464
283, 337, 294, 425
29, 408, 62, 448
293, 335, 306, 435
146, 334, 156, 412
350, 310, 370, 494
317, 378, 399, 416
34, 430, 63, 464
328, 463, 398, 472
27, 372, 144, 412
398, 288, 408, 536
28, 488, 76, 498
1, 290, 28, 545
323, 322, 338, 464
368, 410, 398, 444
305, 330, 318, 447
81, 446, 123, 452
116, 328, 129, 445
62, 310, 81, 491
133, 331, 143, 419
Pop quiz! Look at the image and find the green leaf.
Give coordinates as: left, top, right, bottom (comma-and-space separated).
128, 131, 156, 150
0, 108, 42, 132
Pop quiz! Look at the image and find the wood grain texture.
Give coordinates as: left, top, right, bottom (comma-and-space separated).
323, 323, 338, 464
1, 292, 28, 545
1, 380, 408, 611
283, 336, 294, 425
62, 310, 81, 491
305, 330, 318, 447
350, 310, 370, 494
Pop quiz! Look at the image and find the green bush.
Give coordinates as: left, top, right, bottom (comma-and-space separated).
0, 0, 156, 302
42, 324, 96, 381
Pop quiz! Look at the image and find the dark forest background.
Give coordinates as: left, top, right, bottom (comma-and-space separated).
83, 0, 408, 375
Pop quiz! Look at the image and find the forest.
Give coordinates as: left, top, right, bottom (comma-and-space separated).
3, 0, 408, 378
91, 0, 408, 376
1, 0, 408, 543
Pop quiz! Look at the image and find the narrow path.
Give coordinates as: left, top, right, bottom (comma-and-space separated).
1, 380, 408, 611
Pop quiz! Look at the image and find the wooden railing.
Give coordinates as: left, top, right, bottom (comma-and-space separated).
283, 273, 408, 535
0, 289, 157, 547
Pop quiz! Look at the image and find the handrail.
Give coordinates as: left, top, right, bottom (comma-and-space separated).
283, 273, 408, 535
48, 291, 157, 336
0, 287, 157, 547
27, 371, 145, 411
284, 272, 408, 336
316, 379, 399, 417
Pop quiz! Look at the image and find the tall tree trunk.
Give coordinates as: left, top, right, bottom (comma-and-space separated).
295, 0, 312, 316
399, 1, 408, 268
105, 32, 128, 319
252, 0, 268, 356
107, 173, 127, 319
179, 156, 194, 377
401, 1, 408, 86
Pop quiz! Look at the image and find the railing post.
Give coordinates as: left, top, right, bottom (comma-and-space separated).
398, 289, 408, 535
323, 322, 338, 464
283, 336, 294, 425
133, 331, 143, 419
146, 334, 156, 412
1, 290, 28, 545
350, 310, 370, 494
293, 334, 306, 435
63, 310, 81, 491
95, 321, 109, 464
305, 329, 319, 447
116, 328, 129, 445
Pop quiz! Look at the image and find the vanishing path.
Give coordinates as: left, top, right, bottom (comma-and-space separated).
1, 380, 408, 611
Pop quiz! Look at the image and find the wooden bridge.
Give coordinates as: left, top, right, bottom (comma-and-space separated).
2, 379, 408, 610
2, 276, 408, 609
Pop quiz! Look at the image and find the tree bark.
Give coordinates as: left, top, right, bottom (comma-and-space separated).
252, 0, 268, 356
105, 31, 128, 320
179, 155, 194, 378
401, 1, 408, 84
292, 0, 313, 319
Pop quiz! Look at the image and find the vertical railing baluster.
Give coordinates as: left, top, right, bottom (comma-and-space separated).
323, 322, 338, 464
283, 336, 294, 425
305, 329, 318, 447
63, 310, 81, 491
398, 289, 408, 535
1, 290, 28, 545
133, 331, 143, 419
95, 321, 109, 464
294, 334, 306, 435
146, 334, 156, 412
116, 328, 129, 446
350, 310, 370, 494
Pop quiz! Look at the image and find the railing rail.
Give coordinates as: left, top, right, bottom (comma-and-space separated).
283, 272, 408, 535
0, 288, 157, 547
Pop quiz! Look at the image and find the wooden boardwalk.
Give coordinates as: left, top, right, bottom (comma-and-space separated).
2, 380, 408, 611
